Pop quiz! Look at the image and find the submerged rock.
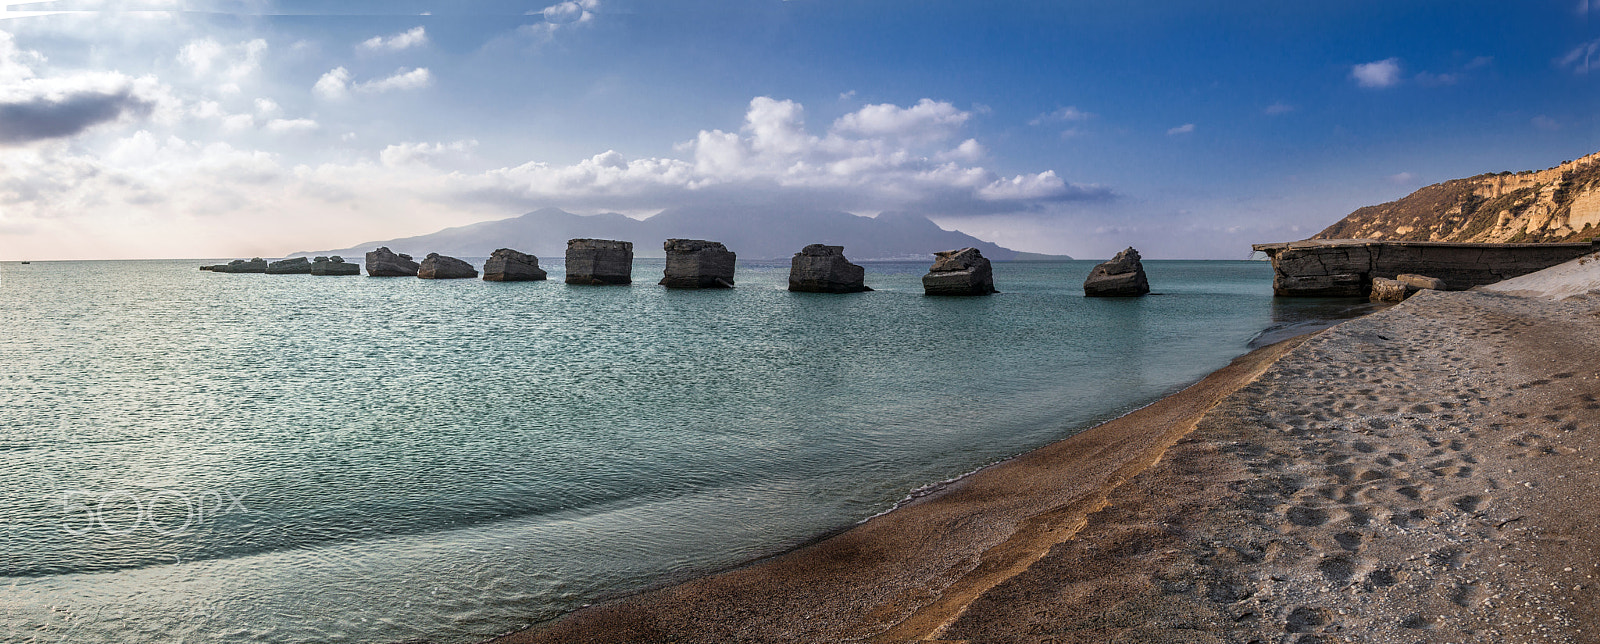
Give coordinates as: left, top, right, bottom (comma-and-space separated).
203, 258, 267, 273
266, 257, 312, 274
789, 244, 869, 293
1083, 247, 1151, 297
565, 238, 634, 285
922, 247, 997, 296
311, 256, 360, 276
660, 239, 736, 289
417, 253, 478, 279
365, 247, 420, 277
1371, 277, 1410, 302
483, 248, 547, 282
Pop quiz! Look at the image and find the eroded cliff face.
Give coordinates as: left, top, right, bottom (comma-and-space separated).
1314, 151, 1600, 243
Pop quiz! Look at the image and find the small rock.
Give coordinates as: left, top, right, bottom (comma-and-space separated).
417, 253, 478, 279
1371, 277, 1412, 302
483, 248, 547, 282
366, 247, 420, 277
311, 255, 359, 276
1083, 247, 1150, 297
266, 257, 312, 274
922, 247, 997, 296
1396, 273, 1447, 290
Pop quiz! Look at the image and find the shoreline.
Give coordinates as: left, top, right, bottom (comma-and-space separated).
485, 325, 1315, 643
487, 287, 1600, 642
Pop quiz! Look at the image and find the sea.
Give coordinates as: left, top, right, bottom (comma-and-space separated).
0, 258, 1370, 643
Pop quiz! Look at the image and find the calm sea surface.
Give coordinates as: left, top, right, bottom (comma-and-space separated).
1, 258, 1360, 643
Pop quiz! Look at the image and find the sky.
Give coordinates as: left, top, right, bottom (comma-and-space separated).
0, 0, 1595, 260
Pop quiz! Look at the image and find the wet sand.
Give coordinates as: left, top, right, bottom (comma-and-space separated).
488, 289, 1600, 643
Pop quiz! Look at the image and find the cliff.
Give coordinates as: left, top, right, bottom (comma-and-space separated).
1314, 151, 1600, 244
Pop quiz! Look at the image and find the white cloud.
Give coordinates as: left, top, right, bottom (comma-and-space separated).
313, 66, 351, 100
539, 0, 598, 24
1029, 106, 1093, 126
265, 118, 318, 133
1167, 123, 1195, 135
1351, 58, 1402, 88
839, 90, 856, 100
380, 139, 478, 167
178, 38, 267, 83
360, 27, 427, 52
0, 96, 1103, 259
355, 67, 432, 93
253, 97, 280, 116
0, 38, 175, 145
1559, 39, 1600, 74
1388, 171, 1415, 185
831, 98, 970, 144
1264, 102, 1294, 116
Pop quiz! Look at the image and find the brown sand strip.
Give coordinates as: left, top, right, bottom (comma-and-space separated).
488, 334, 1310, 644
941, 290, 1600, 643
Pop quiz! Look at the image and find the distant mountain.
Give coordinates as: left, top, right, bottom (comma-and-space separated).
296, 206, 1070, 261
1314, 150, 1600, 243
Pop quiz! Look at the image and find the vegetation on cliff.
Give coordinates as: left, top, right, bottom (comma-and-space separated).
1314, 151, 1600, 243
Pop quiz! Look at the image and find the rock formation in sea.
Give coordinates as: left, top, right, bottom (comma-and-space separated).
311, 256, 360, 276
202, 258, 267, 273
482, 248, 547, 282
659, 239, 736, 289
266, 257, 312, 274
365, 247, 420, 277
1083, 247, 1151, 297
788, 244, 870, 293
565, 238, 634, 285
417, 253, 479, 279
921, 247, 997, 296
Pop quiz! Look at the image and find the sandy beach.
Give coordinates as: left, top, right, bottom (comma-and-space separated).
488, 286, 1600, 643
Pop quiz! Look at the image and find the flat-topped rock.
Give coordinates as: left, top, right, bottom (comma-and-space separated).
266, 257, 312, 274
566, 238, 633, 285
311, 256, 359, 276
202, 258, 267, 273
483, 248, 547, 282
660, 239, 736, 289
789, 244, 870, 293
365, 247, 419, 277
1083, 247, 1151, 297
417, 253, 478, 279
922, 247, 997, 296
1252, 239, 1599, 297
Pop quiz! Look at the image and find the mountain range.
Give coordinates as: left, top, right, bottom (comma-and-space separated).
296, 206, 1068, 261
1314, 150, 1600, 244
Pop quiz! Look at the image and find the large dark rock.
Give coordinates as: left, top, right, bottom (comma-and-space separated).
266, 257, 312, 274
202, 258, 267, 273
660, 239, 736, 289
311, 256, 360, 276
789, 244, 869, 293
1251, 239, 1600, 297
483, 248, 547, 282
418, 253, 478, 279
1083, 247, 1151, 297
365, 247, 420, 277
922, 247, 996, 296
565, 238, 633, 285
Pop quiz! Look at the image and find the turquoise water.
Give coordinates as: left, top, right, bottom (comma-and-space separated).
1, 259, 1345, 643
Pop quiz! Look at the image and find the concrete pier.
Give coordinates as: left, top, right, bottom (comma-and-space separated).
1252, 239, 1598, 297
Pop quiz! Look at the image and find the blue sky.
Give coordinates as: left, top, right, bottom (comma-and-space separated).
0, 0, 1595, 259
